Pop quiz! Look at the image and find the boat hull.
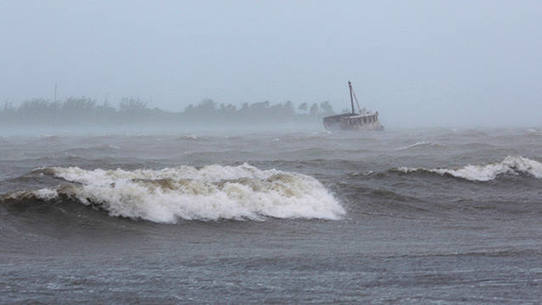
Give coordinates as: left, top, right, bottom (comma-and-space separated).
323, 113, 383, 131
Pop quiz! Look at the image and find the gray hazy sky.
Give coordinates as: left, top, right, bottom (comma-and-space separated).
1, 0, 541, 127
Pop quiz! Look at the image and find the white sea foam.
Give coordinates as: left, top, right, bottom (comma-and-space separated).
396, 141, 444, 151
526, 128, 542, 136
177, 134, 199, 140
26, 163, 345, 223
397, 156, 542, 181
397, 141, 428, 150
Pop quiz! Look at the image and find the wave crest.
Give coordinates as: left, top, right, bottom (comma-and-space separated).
396, 141, 444, 151
396, 156, 542, 182
6, 164, 345, 223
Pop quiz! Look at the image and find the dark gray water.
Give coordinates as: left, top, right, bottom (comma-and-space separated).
1, 128, 542, 304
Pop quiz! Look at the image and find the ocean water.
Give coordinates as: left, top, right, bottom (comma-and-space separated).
1, 128, 542, 304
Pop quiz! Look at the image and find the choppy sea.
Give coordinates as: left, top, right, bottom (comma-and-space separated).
1, 128, 541, 304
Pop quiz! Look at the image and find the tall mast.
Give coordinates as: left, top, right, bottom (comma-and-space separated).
348, 81, 355, 114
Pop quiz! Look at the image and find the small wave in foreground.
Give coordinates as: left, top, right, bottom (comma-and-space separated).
2, 164, 344, 223
396, 156, 542, 182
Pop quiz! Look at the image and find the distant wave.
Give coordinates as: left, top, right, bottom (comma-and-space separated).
526, 128, 542, 136
63, 144, 121, 154
2, 164, 344, 223
177, 134, 199, 140
396, 141, 444, 151
395, 156, 542, 182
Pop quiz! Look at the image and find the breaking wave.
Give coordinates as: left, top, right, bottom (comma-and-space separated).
2, 164, 344, 223
395, 156, 542, 182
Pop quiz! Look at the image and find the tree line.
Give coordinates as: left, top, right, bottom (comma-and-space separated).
0, 97, 336, 126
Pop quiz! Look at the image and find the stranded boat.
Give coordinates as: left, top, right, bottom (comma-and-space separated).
323, 81, 383, 131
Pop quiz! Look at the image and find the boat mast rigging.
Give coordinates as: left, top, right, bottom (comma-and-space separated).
348, 81, 362, 114
348, 81, 355, 114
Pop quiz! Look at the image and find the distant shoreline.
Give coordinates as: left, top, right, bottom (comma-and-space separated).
0, 97, 335, 127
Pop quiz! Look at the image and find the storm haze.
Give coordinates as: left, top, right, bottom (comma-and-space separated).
1, 0, 541, 127
4, 2, 542, 304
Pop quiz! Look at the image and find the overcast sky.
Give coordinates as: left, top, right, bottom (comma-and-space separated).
1, 0, 541, 126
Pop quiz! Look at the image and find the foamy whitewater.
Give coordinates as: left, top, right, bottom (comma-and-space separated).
8, 164, 344, 223
397, 156, 542, 181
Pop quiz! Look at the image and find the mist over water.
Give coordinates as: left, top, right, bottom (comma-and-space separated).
0, 98, 333, 136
